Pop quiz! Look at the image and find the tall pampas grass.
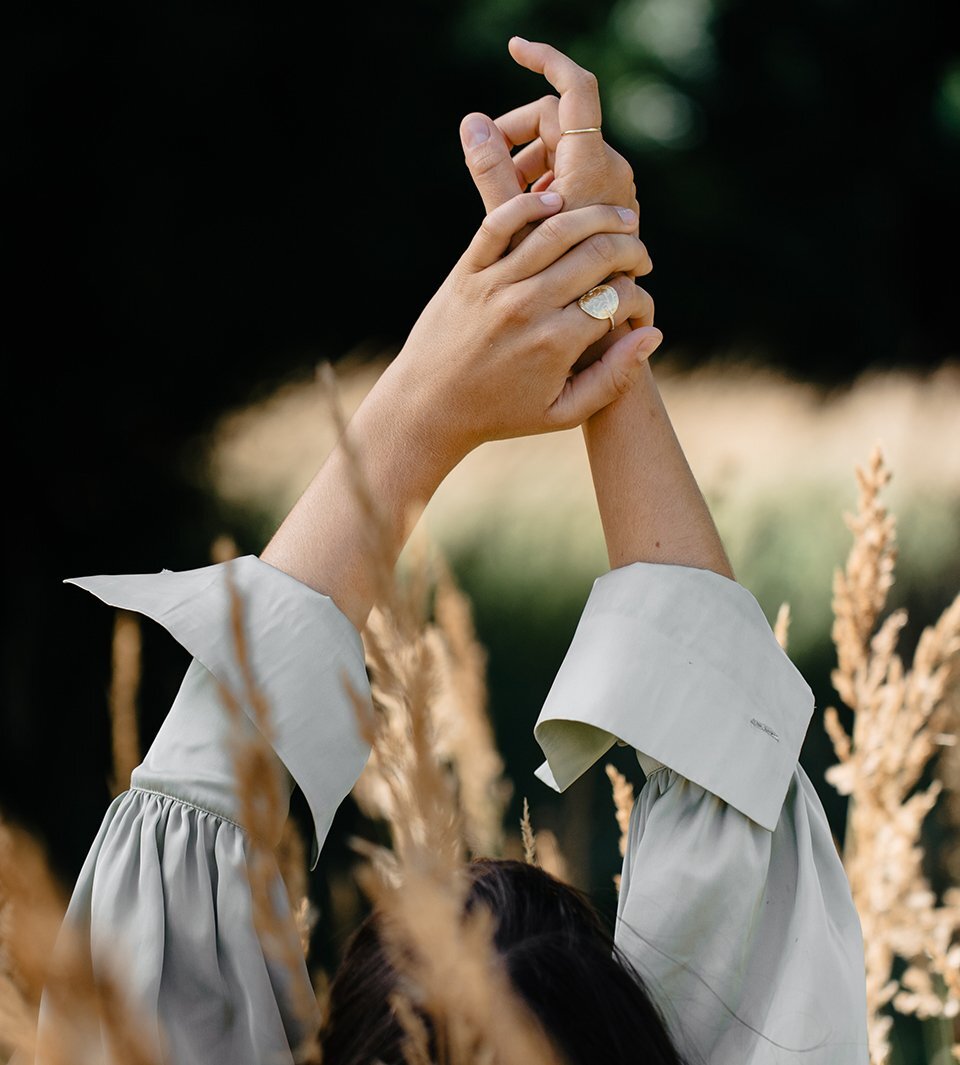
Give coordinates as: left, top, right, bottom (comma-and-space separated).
349, 558, 513, 863
428, 553, 514, 858
820, 445, 960, 1064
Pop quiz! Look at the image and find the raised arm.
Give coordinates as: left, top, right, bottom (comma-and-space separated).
581, 362, 734, 575
260, 191, 661, 630
460, 37, 732, 578
465, 42, 869, 1063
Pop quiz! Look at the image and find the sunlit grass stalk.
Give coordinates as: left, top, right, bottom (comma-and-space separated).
429, 552, 513, 858
605, 763, 635, 893
351, 550, 514, 865
520, 796, 538, 866
823, 444, 960, 1064
217, 562, 323, 1059
773, 601, 791, 652
107, 610, 142, 798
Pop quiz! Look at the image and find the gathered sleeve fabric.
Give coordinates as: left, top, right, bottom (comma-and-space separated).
532, 561, 870, 1064
36, 556, 374, 1065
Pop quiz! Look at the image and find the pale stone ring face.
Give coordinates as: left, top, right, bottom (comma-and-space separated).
577, 284, 620, 332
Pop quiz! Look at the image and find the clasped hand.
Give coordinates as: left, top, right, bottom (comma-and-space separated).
261, 40, 663, 629
462, 38, 656, 374
380, 39, 662, 467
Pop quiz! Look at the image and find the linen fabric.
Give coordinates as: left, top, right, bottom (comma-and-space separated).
34, 556, 869, 1063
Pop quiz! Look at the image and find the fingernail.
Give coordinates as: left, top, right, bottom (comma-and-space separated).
511, 35, 529, 44
635, 332, 663, 360
463, 116, 490, 149
539, 191, 562, 206
617, 207, 637, 224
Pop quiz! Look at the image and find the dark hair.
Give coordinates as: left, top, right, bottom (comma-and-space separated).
320, 857, 688, 1065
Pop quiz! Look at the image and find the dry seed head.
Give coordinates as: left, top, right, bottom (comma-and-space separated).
520, 797, 538, 867
773, 601, 791, 652
217, 562, 320, 1034
107, 610, 142, 798
604, 763, 635, 860
822, 445, 960, 1062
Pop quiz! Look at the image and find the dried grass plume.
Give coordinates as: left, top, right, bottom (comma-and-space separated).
823, 444, 960, 1063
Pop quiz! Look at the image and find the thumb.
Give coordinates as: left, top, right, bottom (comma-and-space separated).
547, 328, 664, 428
460, 112, 524, 213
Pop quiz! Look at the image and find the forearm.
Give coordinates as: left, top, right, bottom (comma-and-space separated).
260, 359, 461, 632
582, 359, 735, 580
259, 190, 657, 630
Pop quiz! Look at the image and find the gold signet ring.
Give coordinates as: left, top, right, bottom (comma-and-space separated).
577, 284, 619, 332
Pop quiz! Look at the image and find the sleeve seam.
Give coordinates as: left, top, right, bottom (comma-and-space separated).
129, 785, 248, 835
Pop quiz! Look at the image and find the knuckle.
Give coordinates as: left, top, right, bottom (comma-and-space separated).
636, 241, 653, 276
469, 276, 495, 308
524, 277, 552, 312
527, 321, 557, 358
507, 227, 530, 253
535, 215, 566, 247
469, 142, 507, 178
634, 281, 653, 309
611, 151, 634, 186
585, 231, 616, 265
476, 282, 498, 309
632, 287, 655, 325
500, 289, 530, 324
479, 214, 501, 242
575, 68, 599, 93
620, 232, 640, 260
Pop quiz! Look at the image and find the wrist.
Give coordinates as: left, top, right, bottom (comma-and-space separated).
582, 348, 656, 433
580, 361, 736, 579
258, 360, 468, 632
363, 355, 470, 490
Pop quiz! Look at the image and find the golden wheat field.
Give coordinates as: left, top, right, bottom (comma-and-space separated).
2, 356, 959, 1064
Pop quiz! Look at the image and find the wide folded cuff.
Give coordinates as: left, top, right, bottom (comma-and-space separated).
532, 561, 814, 832
65, 555, 373, 869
